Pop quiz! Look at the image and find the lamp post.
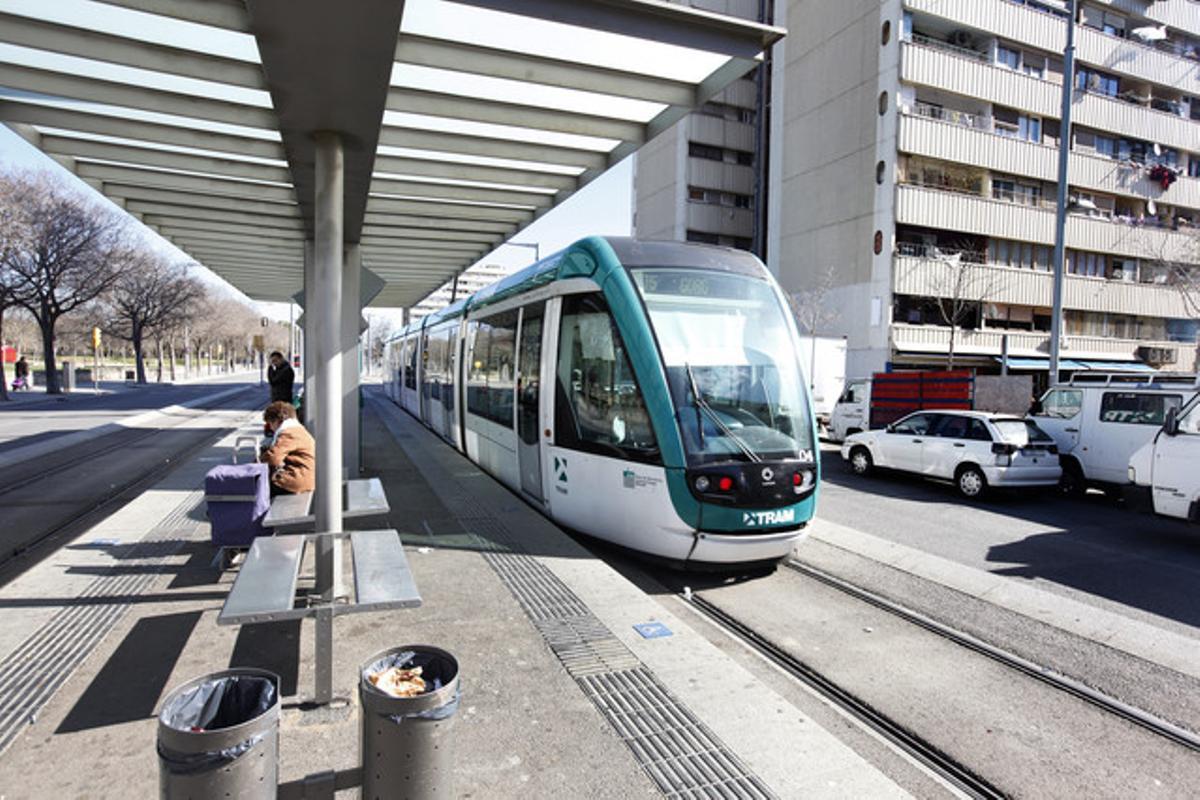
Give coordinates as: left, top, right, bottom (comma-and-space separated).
503, 241, 540, 263
1049, 0, 1079, 385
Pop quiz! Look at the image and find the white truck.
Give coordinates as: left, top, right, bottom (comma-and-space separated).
796, 335, 846, 434
1128, 392, 1200, 522
1029, 373, 1199, 495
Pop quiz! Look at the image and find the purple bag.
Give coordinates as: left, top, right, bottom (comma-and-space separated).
205, 463, 270, 548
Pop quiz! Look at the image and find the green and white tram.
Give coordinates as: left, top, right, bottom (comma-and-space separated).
385, 237, 819, 567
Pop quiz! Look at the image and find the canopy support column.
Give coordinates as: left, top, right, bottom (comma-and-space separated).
302, 239, 316, 437
312, 131, 343, 705
342, 244, 362, 477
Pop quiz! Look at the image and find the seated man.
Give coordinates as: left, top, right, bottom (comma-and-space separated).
259, 401, 316, 496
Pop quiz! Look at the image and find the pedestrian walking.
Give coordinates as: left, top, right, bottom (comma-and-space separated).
12, 356, 29, 391
267, 350, 294, 404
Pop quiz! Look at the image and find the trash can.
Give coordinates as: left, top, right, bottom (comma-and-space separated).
156, 668, 280, 800
360, 646, 461, 800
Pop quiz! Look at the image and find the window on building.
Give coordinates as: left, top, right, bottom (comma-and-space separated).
688, 142, 723, 161
1077, 68, 1119, 97
686, 230, 720, 245
554, 293, 658, 462
992, 177, 1042, 206
734, 149, 754, 166
1068, 250, 1106, 278
1081, 7, 1126, 38
1189, 157, 1200, 178
996, 45, 1020, 70
466, 310, 518, 427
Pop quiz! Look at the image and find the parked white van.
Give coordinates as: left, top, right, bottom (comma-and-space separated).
1128, 393, 1200, 522
1029, 373, 1199, 495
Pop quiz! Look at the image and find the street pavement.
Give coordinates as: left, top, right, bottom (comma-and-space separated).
0, 372, 264, 456
814, 443, 1200, 641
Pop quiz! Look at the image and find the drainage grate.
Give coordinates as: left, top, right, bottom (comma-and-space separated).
370, 396, 776, 798
0, 492, 203, 756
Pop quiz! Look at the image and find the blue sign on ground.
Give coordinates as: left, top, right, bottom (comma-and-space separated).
633, 621, 673, 639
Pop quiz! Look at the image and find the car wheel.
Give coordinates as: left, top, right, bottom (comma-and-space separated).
956, 465, 987, 499
1058, 461, 1086, 497
848, 446, 873, 476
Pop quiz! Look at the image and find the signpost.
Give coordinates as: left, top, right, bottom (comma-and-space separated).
91, 327, 101, 395
253, 333, 265, 385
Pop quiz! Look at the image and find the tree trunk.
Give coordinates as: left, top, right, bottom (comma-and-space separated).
132, 324, 147, 383
947, 325, 957, 371
40, 318, 60, 394
155, 338, 164, 382
0, 304, 9, 402
168, 339, 177, 382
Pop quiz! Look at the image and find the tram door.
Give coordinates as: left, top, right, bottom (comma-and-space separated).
516, 303, 545, 502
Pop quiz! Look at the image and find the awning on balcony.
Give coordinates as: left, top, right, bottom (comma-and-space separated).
993, 356, 1155, 372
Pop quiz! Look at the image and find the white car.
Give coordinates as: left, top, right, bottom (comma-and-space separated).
840, 410, 1061, 499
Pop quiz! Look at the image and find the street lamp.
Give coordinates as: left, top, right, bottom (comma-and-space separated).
1048, 0, 1079, 385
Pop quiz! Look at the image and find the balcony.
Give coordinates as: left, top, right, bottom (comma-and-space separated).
892, 253, 1194, 318
895, 183, 1196, 263
900, 40, 1199, 154
685, 202, 753, 238
897, 109, 1200, 210
904, 0, 1200, 90
890, 323, 1191, 369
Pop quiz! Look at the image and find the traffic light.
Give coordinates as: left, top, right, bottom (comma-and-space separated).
91, 327, 102, 349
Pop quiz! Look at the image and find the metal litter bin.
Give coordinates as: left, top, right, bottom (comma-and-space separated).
157, 668, 280, 800
360, 646, 461, 800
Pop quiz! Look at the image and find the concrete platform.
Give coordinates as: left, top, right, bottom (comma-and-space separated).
0, 387, 910, 799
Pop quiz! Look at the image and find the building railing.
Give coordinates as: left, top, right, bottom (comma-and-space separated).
908, 101, 990, 131
896, 177, 1198, 232
903, 34, 1199, 131
890, 323, 1189, 366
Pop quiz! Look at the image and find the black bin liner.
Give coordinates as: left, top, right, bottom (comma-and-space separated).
158, 673, 278, 776
162, 673, 277, 733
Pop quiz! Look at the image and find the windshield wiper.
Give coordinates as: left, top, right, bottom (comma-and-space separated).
684, 362, 761, 463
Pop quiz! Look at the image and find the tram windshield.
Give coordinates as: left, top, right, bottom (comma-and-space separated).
631, 268, 815, 465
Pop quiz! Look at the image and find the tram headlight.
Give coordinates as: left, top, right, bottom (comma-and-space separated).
793, 469, 814, 494
694, 475, 711, 492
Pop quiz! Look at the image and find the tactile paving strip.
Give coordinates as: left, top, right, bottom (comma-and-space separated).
0, 492, 203, 756
371, 396, 776, 798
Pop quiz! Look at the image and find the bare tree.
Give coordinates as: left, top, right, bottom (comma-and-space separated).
103, 253, 207, 383
786, 265, 841, 389
902, 247, 999, 370
0, 175, 33, 401
1, 171, 128, 393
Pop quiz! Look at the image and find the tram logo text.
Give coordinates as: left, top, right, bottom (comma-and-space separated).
742, 508, 795, 527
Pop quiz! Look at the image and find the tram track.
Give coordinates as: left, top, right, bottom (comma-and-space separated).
679, 589, 1007, 800
671, 557, 1200, 800
0, 387, 261, 576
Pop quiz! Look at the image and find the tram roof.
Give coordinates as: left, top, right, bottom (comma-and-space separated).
0, 0, 783, 308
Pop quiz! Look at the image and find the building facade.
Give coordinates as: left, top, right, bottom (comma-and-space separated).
770, 0, 1200, 380
410, 262, 517, 321
633, 0, 767, 252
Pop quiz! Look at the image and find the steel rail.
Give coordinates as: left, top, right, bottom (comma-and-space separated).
786, 559, 1200, 754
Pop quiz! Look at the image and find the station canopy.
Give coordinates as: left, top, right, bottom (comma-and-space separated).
0, 0, 782, 308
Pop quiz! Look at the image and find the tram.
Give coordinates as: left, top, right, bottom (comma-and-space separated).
384, 237, 819, 567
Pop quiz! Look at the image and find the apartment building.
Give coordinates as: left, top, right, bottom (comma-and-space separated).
632, 0, 766, 252
770, 0, 1200, 381
410, 262, 516, 321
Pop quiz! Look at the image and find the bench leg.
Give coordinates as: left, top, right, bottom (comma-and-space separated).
313, 606, 334, 704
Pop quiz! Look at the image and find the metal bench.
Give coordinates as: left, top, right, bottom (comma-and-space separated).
262, 478, 387, 531
217, 529, 422, 700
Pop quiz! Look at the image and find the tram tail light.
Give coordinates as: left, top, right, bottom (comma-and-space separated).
717, 476, 734, 492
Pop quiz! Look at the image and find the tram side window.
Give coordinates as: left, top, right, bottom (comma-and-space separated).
467, 311, 517, 427
555, 294, 659, 463
404, 339, 418, 390
425, 331, 445, 401
444, 327, 457, 414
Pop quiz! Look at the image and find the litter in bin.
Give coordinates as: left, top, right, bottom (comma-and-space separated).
368, 665, 426, 698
